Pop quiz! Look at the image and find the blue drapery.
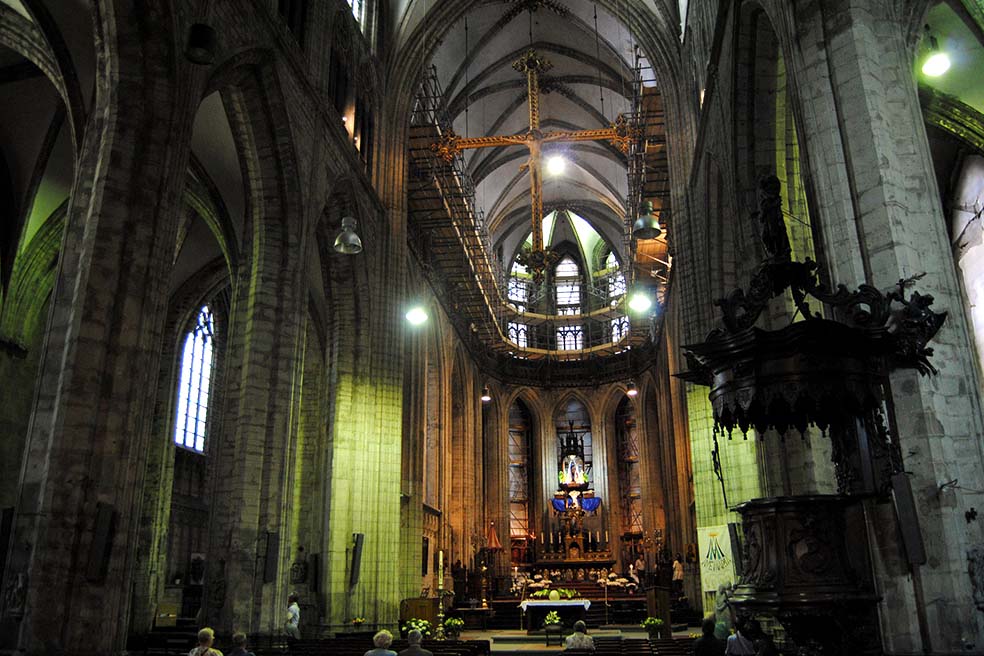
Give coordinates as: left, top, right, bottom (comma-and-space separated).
552, 497, 601, 512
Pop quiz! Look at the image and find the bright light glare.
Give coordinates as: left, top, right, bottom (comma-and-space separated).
546, 156, 567, 176
405, 306, 429, 325
628, 291, 652, 314
922, 52, 950, 77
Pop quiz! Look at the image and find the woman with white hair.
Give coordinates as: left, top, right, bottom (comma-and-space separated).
363, 629, 397, 656
188, 628, 223, 656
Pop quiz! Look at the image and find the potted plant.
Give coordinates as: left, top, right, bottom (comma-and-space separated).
641, 616, 664, 640
543, 611, 563, 647
443, 617, 464, 639
402, 618, 432, 639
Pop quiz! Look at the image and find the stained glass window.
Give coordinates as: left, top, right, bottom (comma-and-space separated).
615, 397, 643, 534
173, 306, 215, 453
508, 400, 533, 540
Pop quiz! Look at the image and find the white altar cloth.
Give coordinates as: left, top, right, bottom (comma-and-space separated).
519, 599, 591, 611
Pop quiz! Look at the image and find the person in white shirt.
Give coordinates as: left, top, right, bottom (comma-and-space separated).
672, 553, 684, 597
285, 593, 301, 639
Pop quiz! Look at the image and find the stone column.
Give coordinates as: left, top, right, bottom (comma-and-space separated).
0, 3, 200, 653
202, 76, 307, 633
782, 0, 984, 650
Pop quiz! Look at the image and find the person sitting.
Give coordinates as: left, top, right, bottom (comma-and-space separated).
564, 620, 595, 652
227, 633, 255, 656
724, 619, 757, 655
188, 628, 223, 656
364, 630, 397, 656
693, 616, 725, 656
397, 629, 433, 656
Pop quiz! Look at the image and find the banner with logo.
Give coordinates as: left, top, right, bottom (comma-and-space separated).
696, 524, 736, 593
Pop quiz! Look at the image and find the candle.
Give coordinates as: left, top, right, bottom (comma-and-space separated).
438, 550, 444, 587
596, 530, 600, 543
605, 531, 609, 542
540, 532, 544, 544
550, 532, 554, 544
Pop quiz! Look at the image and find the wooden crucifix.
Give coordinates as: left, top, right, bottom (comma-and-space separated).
432, 49, 636, 280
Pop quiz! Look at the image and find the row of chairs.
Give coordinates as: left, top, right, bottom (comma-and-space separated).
287, 638, 490, 656
567, 637, 693, 656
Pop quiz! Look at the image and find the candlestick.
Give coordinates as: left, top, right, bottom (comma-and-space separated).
438, 550, 444, 587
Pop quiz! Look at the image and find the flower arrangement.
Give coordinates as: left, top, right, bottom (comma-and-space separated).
544, 611, 562, 626
403, 618, 433, 637
350, 617, 366, 626
444, 617, 464, 632
641, 617, 664, 633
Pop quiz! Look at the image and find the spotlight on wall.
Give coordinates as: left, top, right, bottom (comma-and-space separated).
185, 23, 217, 65
628, 289, 653, 314
546, 155, 567, 176
481, 385, 492, 403
922, 25, 951, 77
405, 305, 429, 326
333, 216, 363, 254
632, 201, 663, 240
626, 381, 638, 397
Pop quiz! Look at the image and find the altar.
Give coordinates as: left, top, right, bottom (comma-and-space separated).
519, 599, 591, 632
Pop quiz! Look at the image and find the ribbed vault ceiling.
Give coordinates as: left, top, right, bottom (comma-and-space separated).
426, 0, 657, 269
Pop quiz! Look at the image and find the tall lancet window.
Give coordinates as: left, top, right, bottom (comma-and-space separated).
615, 396, 643, 534
174, 306, 216, 453
555, 256, 583, 349
508, 399, 534, 556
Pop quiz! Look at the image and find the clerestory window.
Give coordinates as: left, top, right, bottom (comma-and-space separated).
173, 306, 215, 453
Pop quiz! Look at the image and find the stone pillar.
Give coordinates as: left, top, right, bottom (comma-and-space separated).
202, 76, 307, 633
0, 3, 200, 652
782, 0, 984, 650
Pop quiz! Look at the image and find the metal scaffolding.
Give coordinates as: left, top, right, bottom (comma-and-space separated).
407, 65, 669, 384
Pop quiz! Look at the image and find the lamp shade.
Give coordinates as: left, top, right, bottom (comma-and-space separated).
632, 201, 662, 239
333, 216, 363, 254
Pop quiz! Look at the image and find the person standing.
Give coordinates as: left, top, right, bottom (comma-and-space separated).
672, 553, 684, 597
285, 593, 301, 640
633, 554, 646, 585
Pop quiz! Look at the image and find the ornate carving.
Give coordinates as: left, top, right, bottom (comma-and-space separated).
680, 178, 946, 444
732, 497, 880, 654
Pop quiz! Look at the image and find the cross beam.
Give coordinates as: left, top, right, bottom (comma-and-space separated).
431, 49, 637, 279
